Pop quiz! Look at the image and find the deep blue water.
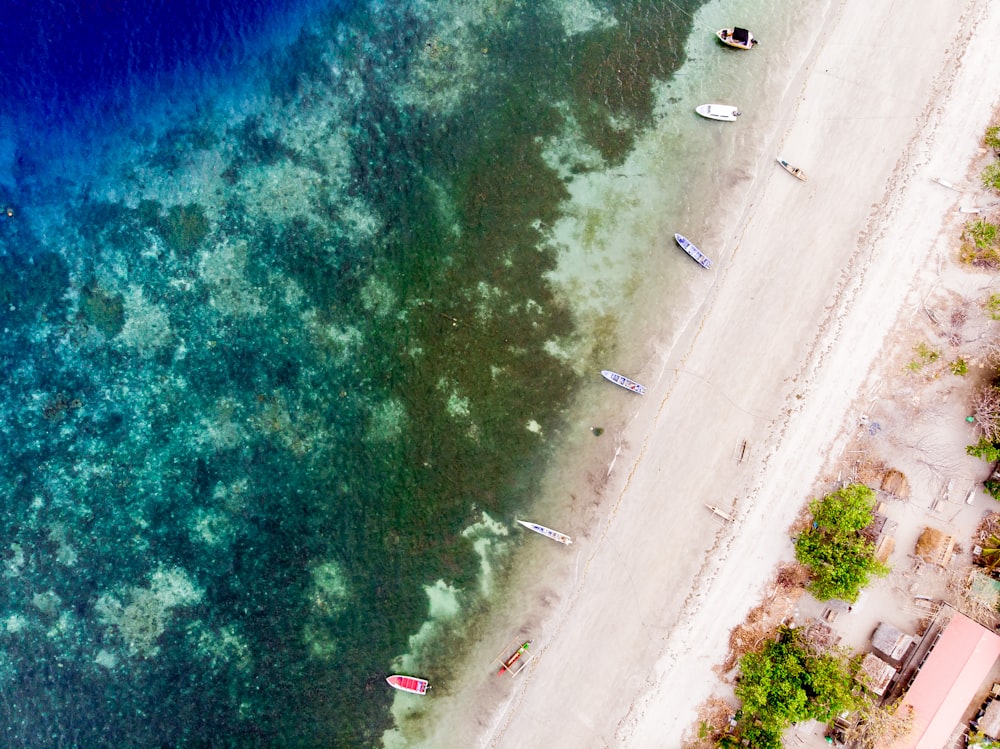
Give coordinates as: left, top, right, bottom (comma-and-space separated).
1, 0, 344, 123
0, 0, 701, 745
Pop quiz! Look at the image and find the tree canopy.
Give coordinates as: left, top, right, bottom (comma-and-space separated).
794, 484, 889, 602
732, 627, 859, 748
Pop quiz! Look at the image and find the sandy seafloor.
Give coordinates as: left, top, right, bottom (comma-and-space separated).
0, 0, 833, 745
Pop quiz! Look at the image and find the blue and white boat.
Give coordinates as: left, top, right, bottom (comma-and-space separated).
600, 370, 646, 395
517, 520, 572, 545
674, 233, 713, 269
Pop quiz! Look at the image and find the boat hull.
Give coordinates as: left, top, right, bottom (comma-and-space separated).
776, 158, 807, 181
600, 370, 646, 395
517, 519, 572, 545
716, 28, 757, 49
695, 104, 740, 122
386, 675, 429, 695
497, 640, 532, 675
674, 233, 713, 269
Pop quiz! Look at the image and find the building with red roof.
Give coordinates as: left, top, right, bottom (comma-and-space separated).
892, 610, 1000, 748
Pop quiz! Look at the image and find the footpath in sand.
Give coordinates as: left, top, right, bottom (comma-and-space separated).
400, 0, 1000, 746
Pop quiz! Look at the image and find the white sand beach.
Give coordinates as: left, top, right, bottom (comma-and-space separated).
391, 0, 1000, 746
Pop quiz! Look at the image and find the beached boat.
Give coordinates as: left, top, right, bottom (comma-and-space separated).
600, 369, 646, 395
386, 674, 429, 695
776, 158, 807, 181
674, 233, 713, 269
716, 27, 757, 50
695, 104, 740, 122
517, 519, 573, 545
705, 504, 736, 523
497, 640, 532, 676
932, 176, 960, 191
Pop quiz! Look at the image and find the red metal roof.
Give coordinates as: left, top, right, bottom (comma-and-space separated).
896, 612, 1000, 748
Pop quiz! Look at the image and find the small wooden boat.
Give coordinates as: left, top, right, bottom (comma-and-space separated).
716, 27, 757, 50
517, 519, 572, 545
695, 104, 740, 122
932, 177, 960, 191
705, 504, 735, 522
600, 370, 646, 395
497, 640, 532, 675
674, 233, 713, 269
386, 674, 429, 695
776, 158, 807, 181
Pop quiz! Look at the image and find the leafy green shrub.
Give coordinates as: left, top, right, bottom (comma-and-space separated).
986, 124, 1000, 152
906, 343, 940, 372
966, 438, 1000, 500
961, 221, 1000, 267
794, 484, 889, 601
967, 436, 1000, 463
968, 730, 1000, 749
967, 219, 999, 249
983, 161, 1000, 192
987, 293, 1000, 320
950, 357, 968, 376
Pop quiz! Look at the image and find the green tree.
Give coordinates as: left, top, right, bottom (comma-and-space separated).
794, 484, 889, 601
969, 730, 1000, 749
980, 534, 1000, 572
734, 628, 859, 746
967, 438, 1000, 500
968, 437, 1000, 463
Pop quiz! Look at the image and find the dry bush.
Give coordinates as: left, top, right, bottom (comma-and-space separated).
715, 591, 801, 677
843, 698, 915, 749
853, 455, 889, 488
789, 500, 817, 537
947, 565, 1000, 628
983, 338, 1000, 369
978, 512, 1000, 540
972, 385, 1000, 441
682, 696, 736, 749
799, 621, 838, 654
774, 561, 811, 591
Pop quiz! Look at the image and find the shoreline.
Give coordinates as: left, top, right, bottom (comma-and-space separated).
390, 0, 1000, 745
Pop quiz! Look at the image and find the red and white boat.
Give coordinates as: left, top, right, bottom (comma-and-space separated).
497, 640, 532, 675
386, 674, 429, 695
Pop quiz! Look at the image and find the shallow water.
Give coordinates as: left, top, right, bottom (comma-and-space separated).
0, 0, 781, 745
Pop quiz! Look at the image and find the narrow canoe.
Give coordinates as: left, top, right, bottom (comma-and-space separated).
776, 158, 807, 181
517, 520, 572, 545
674, 233, 713, 269
497, 641, 532, 675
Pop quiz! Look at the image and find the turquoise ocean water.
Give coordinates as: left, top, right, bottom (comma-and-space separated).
0, 0, 804, 744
